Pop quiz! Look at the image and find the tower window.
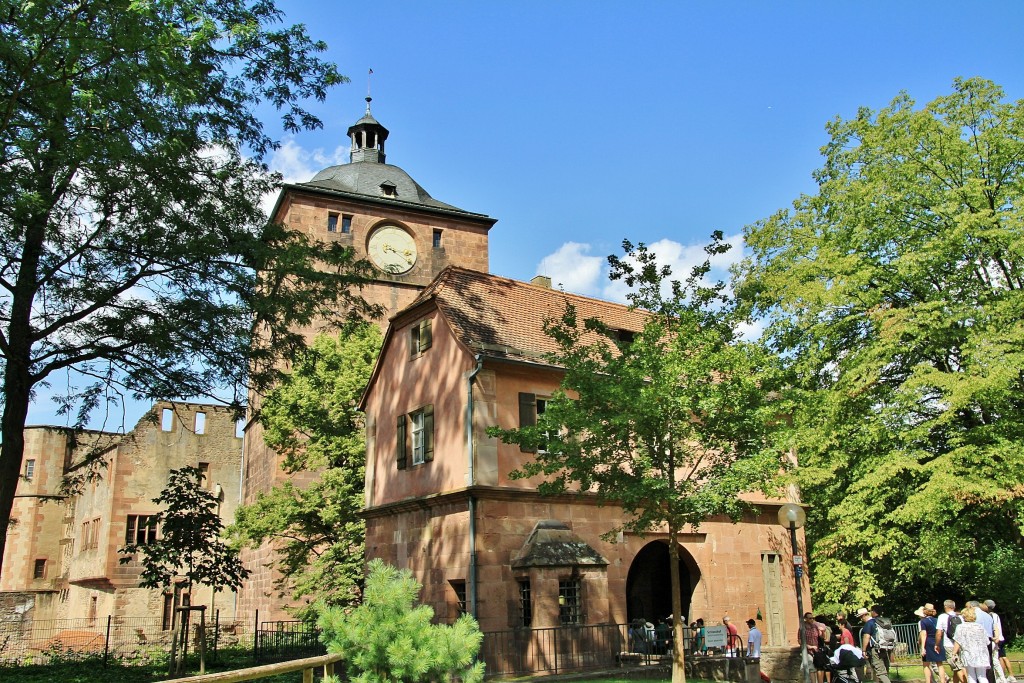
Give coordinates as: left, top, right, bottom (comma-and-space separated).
341, 214, 352, 234
33, 559, 46, 579
24, 459, 35, 480
198, 462, 210, 489
433, 229, 442, 248
449, 580, 467, 618
518, 579, 532, 627
327, 213, 338, 232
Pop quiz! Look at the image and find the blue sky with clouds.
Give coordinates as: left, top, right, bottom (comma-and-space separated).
26, 0, 1024, 426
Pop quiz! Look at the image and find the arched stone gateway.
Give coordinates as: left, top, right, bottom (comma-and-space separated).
626, 541, 700, 624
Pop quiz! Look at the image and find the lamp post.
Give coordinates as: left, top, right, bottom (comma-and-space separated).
778, 503, 811, 683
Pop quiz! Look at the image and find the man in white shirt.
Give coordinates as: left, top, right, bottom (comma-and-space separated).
747, 619, 762, 658
986, 600, 1015, 683
981, 600, 1011, 683
935, 600, 966, 683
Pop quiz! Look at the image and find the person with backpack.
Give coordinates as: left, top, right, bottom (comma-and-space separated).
937, 600, 967, 683
859, 606, 893, 683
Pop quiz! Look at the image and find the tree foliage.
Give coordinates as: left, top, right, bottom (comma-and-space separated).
489, 236, 790, 683
0, 0, 379, 575
317, 558, 485, 683
229, 325, 380, 616
120, 466, 248, 593
737, 77, 1024, 616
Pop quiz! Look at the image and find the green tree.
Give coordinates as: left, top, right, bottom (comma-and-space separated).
317, 558, 485, 683
489, 236, 790, 683
737, 77, 1024, 615
229, 324, 381, 617
120, 466, 248, 593
0, 0, 379, 575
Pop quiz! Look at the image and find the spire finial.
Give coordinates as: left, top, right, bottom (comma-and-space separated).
366, 68, 373, 111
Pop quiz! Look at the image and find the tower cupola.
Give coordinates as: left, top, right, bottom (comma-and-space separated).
347, 96, 389, 163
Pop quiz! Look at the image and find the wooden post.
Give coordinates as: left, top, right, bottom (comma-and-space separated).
197, 606, 207, 675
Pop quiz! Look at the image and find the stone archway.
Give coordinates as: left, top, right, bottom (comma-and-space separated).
626, 541, 699, 624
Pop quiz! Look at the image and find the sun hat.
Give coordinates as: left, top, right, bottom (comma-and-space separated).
856, 607, 870, 617
914, 606, 926, 618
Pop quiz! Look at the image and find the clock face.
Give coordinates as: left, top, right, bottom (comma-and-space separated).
367, 225, 417, 274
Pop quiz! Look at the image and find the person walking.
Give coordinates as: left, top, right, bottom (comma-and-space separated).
725, 615, 740, 657
986, 600, 1016, 683
952, 605, 992, 683
937, 600, 967, 683
918, 603, 948, 683
747, 619, 763, 658
859, 606, 892, 683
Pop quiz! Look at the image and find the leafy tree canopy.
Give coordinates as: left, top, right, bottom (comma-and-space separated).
737, 77, 1024, 615
317, 559, 485, 683
0, 0, 379, 575
121, 466, 248, 593
489, 236, 791, 683
229, 324, 381, 617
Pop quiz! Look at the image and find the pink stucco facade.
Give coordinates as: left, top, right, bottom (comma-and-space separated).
362, 285, 811, 650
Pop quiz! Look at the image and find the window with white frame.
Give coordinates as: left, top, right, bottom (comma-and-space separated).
396, 405, 433, 469
410, 318, 432, 357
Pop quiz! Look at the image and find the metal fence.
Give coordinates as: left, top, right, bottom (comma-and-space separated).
253, 620, 324, 663
0, 612, 254, 667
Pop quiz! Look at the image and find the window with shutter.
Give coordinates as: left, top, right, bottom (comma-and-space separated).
397, 414, 407, 469
410, 319, 432, 357
518, 392, 537, 453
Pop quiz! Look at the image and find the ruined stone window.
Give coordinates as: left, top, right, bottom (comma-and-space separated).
125, 514, 158, 545
396, 405, 433, 469
194, 411, 206, 434
198, 462, 210, 488
433, 229, 442, 248
518, 579, 533, 627
449, 580, 467, 617
410, 318, 432, 357
327, 213, 338, 232
33, 559, 46, 579
88, 596, 97, 625
558, 578, 582, 625
23, 458, 35, 480
161, 407, 174, 431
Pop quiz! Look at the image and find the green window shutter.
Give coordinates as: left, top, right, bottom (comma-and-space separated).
518, 392, 537, 453
397, 414, 407, 469
423, 404, 434, 462
421, 319, 432, 352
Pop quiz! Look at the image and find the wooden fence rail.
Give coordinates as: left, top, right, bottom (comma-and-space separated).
155, 652, 344, 683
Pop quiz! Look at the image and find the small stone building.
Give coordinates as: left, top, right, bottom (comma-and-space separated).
1, 402, 242, 627
360, 266, 808, 650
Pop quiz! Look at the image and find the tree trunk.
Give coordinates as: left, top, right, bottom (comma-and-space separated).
0, 211, 47, 579
669, 520, 686, 683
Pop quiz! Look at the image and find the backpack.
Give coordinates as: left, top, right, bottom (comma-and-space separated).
873, 617, 898, 651
946, 614, 962, 640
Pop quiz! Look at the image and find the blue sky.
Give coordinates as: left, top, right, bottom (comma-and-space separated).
26, 0, 1024, 427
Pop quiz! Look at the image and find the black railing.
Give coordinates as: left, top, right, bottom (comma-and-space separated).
253, 620, 324, 663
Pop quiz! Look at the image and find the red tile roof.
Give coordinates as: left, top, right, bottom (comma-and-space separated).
408, 267, 649, 365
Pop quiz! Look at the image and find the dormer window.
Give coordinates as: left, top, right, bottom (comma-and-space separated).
380, 181, 398, 197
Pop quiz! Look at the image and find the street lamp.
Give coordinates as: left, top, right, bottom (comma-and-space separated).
777, 503, 810, 683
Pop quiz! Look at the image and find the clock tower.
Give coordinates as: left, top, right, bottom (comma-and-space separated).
239, 99, 496, 621
266, 96, 497, 318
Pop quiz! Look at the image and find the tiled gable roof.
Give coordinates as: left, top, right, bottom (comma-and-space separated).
409, 267, 649, 365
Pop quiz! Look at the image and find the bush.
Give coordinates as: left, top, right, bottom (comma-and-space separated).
317, 559, 485, 683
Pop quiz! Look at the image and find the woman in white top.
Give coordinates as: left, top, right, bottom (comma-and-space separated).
952, 605, 991, 683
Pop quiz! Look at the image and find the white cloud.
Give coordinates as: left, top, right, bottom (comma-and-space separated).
599, 232, 746, 303
261, 139, 349, 218
536, 242, 605, 296
268, 138, 348, 185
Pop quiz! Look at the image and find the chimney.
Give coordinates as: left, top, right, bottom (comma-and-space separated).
531, 275, 552, 289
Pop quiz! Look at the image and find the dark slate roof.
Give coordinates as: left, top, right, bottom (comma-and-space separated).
294, 161, 491, 221
407, 267, 650, 365
511, 520, 608, 569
